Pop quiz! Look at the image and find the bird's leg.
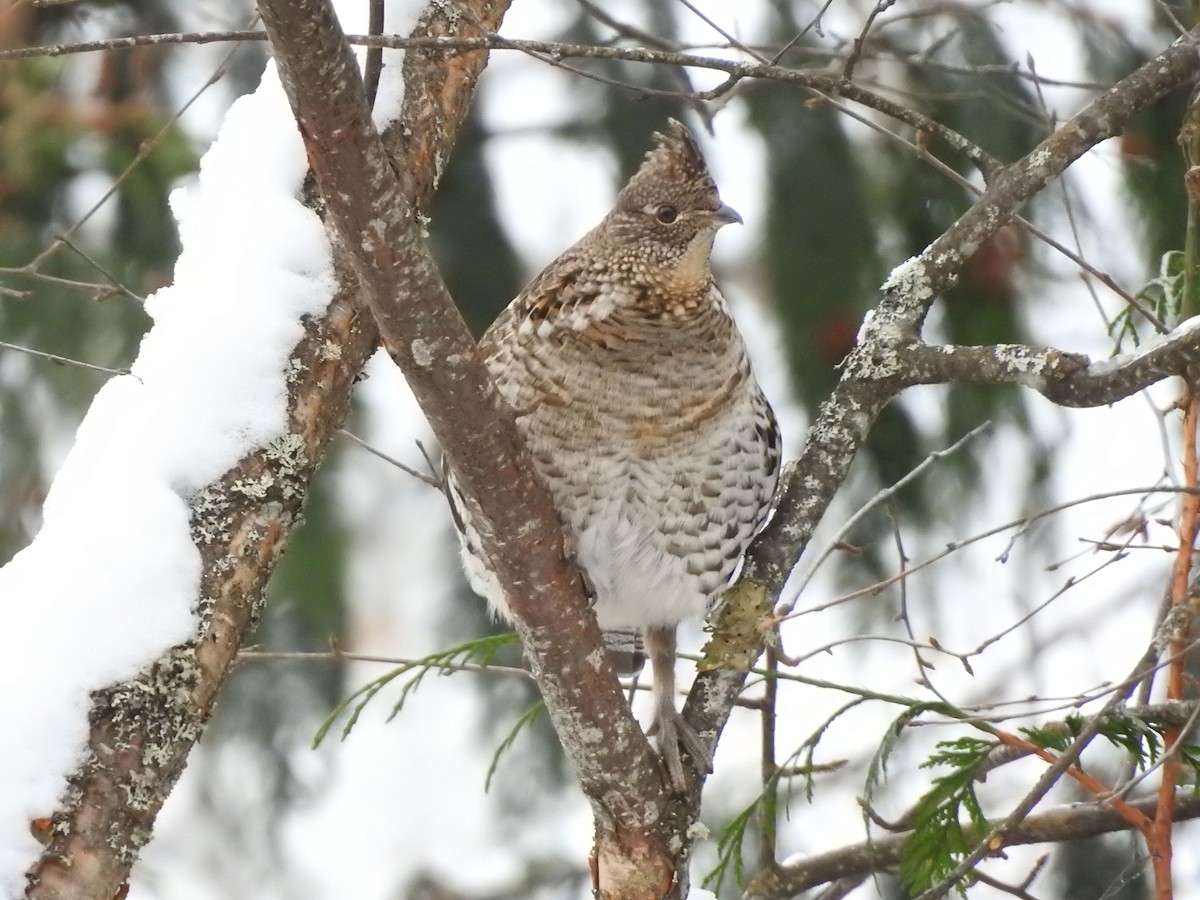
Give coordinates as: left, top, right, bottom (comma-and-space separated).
603, 627, 646, 675
645, 625, 712, 791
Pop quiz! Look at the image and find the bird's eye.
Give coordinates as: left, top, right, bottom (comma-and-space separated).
655, 205, 679, 224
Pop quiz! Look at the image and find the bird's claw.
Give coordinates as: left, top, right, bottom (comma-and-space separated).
649, 705, 712, 792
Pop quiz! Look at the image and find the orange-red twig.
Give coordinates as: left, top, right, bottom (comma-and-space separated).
1153, 389, 1200, 900
992, 730, 1153, 834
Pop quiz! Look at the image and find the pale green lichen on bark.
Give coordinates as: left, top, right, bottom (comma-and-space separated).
265, 433, 306, 467
190, 488, 233, 545
698, 579, 771, 672
230, 474, 275, 499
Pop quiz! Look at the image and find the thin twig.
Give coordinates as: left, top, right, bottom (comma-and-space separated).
759, 643, 779, 870
337, 428, 442, 489
780, 421, 992, 617
52, 234, 145, 303
237, 647, 533, 679
971, 536, 1142, 657
886, 499, 956, 702
782, 634, 972, 668
842, 0, 897, 82
574, 0, 679, 50
674, 0, 769, 65
0, 340, 130, 377
782, 485, 1200, 624
0, 269, 125, 300
779, 0, 837, 53
972, 869, 1043, 900
28, 54, 238, 277
363, 0, 384, 108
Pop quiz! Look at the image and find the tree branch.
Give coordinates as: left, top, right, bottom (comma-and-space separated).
24, 3, 506, 897
255, 1, 693, 895
900, 316, 1200, 406
0, 31, 998, 174
743, 793, 1200, 899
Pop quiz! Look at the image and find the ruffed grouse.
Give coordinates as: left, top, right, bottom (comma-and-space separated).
446, 120, 781, 789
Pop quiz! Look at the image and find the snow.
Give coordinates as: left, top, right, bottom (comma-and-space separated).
0, 62, 335, 896
1085, 314, 1200, 381
336, 0, 425, 129
141, 67, 334, 492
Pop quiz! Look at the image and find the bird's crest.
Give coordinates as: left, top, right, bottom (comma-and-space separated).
645, 119, 710, 181
617, 119, 720, 214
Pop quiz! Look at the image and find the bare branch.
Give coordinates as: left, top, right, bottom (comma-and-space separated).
237, 647, 534, 680
0, 340, 129, 377
25, 37, 236, 282
747, 789, 1199, 900
362, 0, 384, 108
842, 0, 897, 81
782, 420, 992, 616
0, 30, 999, 174
336, 429, 442, 489
899, 318, 1200, 407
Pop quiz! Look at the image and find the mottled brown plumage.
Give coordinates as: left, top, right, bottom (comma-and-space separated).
446, 121, 781, 789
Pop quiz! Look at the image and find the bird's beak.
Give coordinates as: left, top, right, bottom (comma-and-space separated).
713, 202, 743, 227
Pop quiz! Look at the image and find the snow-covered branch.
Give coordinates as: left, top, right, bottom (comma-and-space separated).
12, 2, 504, 897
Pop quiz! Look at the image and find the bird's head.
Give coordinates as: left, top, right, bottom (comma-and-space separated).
603, 120, 741, 294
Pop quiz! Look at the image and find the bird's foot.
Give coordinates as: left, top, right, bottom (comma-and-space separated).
649, 705, 712, 792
